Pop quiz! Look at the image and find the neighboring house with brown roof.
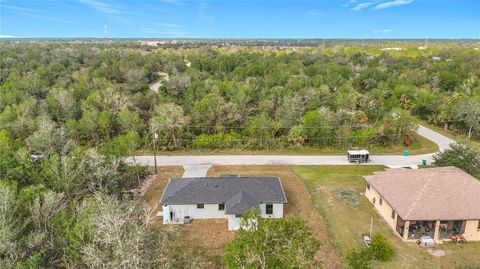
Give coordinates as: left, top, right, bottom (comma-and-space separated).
160, 175, 287, 230
363, 167, 480, 242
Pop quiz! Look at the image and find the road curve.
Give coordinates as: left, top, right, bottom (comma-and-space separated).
129, 125, 455, 167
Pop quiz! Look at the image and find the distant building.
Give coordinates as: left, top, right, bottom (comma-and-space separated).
381, 47, 404, 51
364, 167, 480, 242
160, 176, 287, 230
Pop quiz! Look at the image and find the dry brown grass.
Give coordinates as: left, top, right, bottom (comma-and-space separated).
178, 219, 237, 268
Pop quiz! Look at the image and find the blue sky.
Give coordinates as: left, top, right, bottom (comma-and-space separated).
1, 0, 479, 38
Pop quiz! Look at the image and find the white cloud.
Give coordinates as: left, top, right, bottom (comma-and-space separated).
76, 0, 122, 15
374, 0, 414, 10
2, 3, 76, 24
352, 2, 375, 11
0, 34, 16, 38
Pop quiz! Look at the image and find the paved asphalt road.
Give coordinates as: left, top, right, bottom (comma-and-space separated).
130, 125, 455, 167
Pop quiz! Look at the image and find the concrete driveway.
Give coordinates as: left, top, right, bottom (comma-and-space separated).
130, 125, 455, 167
182, 165, 211, 177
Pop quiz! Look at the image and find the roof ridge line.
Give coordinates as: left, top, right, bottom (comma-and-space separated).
405, 170, 435, 219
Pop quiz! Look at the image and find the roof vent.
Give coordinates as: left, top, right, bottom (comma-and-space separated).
220, 174, 240, 177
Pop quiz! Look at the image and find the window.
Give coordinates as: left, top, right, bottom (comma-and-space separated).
266, 204, 273, 214
478, 220, 480, 230
379, 198, 383, 205
218, 203, 225, 211
372, 198, 376, 204
366, 184, 370, 190
391, 210, 395, 219
197, 204, 204, 209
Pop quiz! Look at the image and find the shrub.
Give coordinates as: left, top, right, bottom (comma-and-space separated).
225, 213, 321, 269
369, 233, 393, 262
345, 233, 393, 268
192, 132, 241, 149
346, 248, 372, 269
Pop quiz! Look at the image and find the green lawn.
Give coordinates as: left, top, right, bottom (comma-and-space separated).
137, 133, 438, 156
295, 165, 480, 269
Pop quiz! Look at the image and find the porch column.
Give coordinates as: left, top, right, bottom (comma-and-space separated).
433, 220, 441, 241
402, 220, 410, 241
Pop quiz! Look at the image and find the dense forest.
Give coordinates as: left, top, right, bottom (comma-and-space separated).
1, 40, 479, 267
1, 41, 479, 154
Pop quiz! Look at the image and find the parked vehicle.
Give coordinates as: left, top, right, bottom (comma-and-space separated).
347, 150, 370, 164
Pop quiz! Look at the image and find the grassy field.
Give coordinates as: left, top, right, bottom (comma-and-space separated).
137, 133, 438, 156
295, 165, 480, 269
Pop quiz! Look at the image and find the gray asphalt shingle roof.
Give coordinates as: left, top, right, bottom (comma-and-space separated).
160, 177, 287, 208
225, 190, 260, 214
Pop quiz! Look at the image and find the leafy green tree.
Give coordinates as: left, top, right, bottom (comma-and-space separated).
245, 112, 277, 148
300, 108, 334, 147
225, 213, 321, 269
433, 143, 480, 178
150, 102, 189, 148
288, 125, 306, 146
438, 71, 461, 92
452, 98, 480, 138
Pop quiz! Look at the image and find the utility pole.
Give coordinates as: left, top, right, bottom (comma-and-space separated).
369, 217, 373, 238
153, 132, 158, 174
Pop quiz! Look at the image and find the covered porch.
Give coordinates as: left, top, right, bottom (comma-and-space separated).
396, 217, 466, 241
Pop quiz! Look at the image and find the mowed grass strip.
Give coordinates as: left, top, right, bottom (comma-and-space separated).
295, 165, 480, 269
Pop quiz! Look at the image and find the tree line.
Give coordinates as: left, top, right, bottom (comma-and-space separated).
2, 42, 478, 153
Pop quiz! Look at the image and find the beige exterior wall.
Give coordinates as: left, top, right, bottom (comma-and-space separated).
364, 183, 398, 231
365, 183, 480, 242
464, 220, 480, 241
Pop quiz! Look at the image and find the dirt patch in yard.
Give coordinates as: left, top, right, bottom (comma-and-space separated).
207, 165, 342, 269
178, 219, 236, 268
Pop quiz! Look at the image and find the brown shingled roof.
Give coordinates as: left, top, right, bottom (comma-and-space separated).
363, 167, 480, 221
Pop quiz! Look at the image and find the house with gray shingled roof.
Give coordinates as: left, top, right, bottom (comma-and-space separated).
160, 175, 287, 230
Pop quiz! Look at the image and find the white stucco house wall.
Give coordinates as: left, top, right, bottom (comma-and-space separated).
160, 175, 287, 230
